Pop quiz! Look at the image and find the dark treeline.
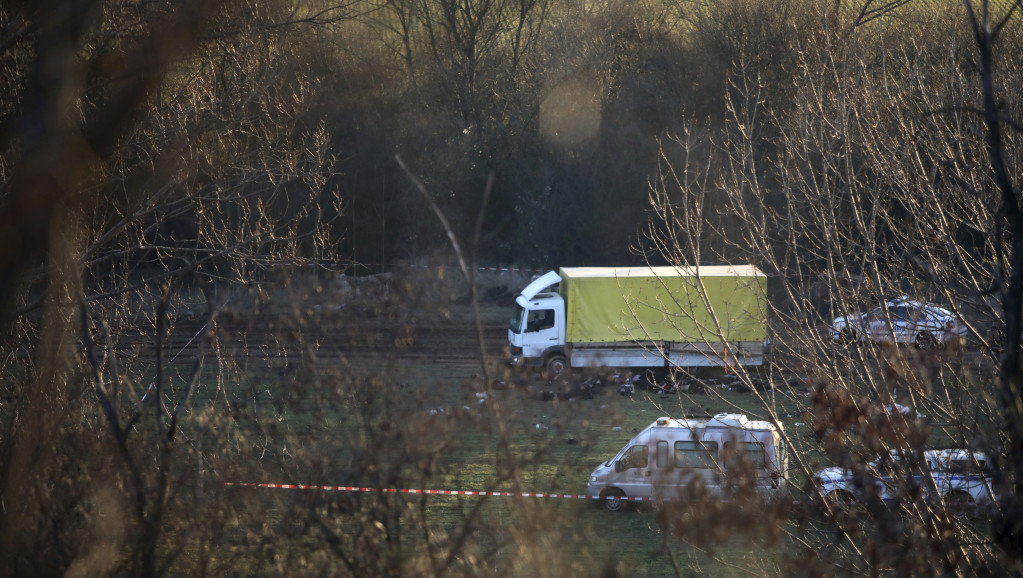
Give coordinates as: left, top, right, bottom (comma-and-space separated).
4, 0, 1016, 281
0, 0, 826, 286
327, 0, 812, 269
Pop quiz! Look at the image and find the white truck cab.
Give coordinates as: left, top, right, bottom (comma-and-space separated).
508, 271, 568, 374
588, 413, 787, 511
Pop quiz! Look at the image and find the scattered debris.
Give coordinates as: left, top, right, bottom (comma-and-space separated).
687, 381, 706, 394
787, 377, 808, 390
731, 381, 752, 393
534, 389, 556, 402
885, 403, 910, 415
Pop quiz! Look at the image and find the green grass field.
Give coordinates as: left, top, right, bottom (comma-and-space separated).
172, 356, 820, 574
150, 299, 991, 576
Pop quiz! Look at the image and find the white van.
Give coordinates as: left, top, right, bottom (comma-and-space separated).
587, 414, 787, 511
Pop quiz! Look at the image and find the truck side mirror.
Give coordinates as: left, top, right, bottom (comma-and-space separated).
614, 460, 623, 473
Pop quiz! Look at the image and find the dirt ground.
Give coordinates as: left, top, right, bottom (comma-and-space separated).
151, 269, 523, 373
142, 267, 995, 396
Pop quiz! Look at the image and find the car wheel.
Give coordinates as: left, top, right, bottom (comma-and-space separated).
989, 327, 1005, 355
602, 488, 626, 512
944, 490, 972, 518
822, 491, 855, 505
544, 354, 567, 379
914, 331, 938, 350
823, 490, 856, 509
838, 327, 858, 344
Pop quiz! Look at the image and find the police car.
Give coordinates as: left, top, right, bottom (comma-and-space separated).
831, 297, 967, 349
812, 449, 996, 515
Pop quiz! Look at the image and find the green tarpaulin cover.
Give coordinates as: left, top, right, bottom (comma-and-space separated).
559, 266, 767, 343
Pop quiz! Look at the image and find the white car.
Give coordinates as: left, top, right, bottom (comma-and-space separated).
812, 449, 996, 514
831, 297, 966, 349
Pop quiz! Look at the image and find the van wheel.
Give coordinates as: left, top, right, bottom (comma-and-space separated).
602, 489, 626, 512
544, 354, 567, 379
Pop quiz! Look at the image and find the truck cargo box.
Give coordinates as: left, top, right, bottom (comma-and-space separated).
558, 266, 767, 344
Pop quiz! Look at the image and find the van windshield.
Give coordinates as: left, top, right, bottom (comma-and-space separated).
509, 304, 526, 333
605, 443, 631, 467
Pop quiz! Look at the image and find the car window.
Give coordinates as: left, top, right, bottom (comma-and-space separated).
866, 308, 886, 322
674, 440, 718, 468
508, 304, 526, 333
656, 440, 669, 468
904, 307, 924, 322
936, 456, 988, 475
619, 445, 648, 470
871, 449, 910, 474
722, 441, 767, 469
525, 308, 555, 332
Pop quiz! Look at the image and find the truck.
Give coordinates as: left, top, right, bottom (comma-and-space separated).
588, 413, 787, 511
507, 265, 768, 377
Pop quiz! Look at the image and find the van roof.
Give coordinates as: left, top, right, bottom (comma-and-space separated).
649, 413, 775, 432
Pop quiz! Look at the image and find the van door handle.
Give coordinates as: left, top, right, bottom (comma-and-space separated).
644, 470, 651, 477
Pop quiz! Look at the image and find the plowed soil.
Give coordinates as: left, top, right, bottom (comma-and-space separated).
156, 306, 510, 372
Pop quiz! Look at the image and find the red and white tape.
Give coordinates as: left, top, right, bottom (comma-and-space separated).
223, 482, 658, 501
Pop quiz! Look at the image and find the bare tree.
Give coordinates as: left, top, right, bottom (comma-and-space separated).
0, 0, 354, 574
645, 1, 1023, 574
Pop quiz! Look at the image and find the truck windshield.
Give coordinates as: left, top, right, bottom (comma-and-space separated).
509, 304, 526, 333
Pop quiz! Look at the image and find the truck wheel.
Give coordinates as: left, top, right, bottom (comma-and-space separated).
544, 355, 567, 379
602, 489, 626, 512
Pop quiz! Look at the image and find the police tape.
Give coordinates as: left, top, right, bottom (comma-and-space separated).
222, 482, 656, 501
